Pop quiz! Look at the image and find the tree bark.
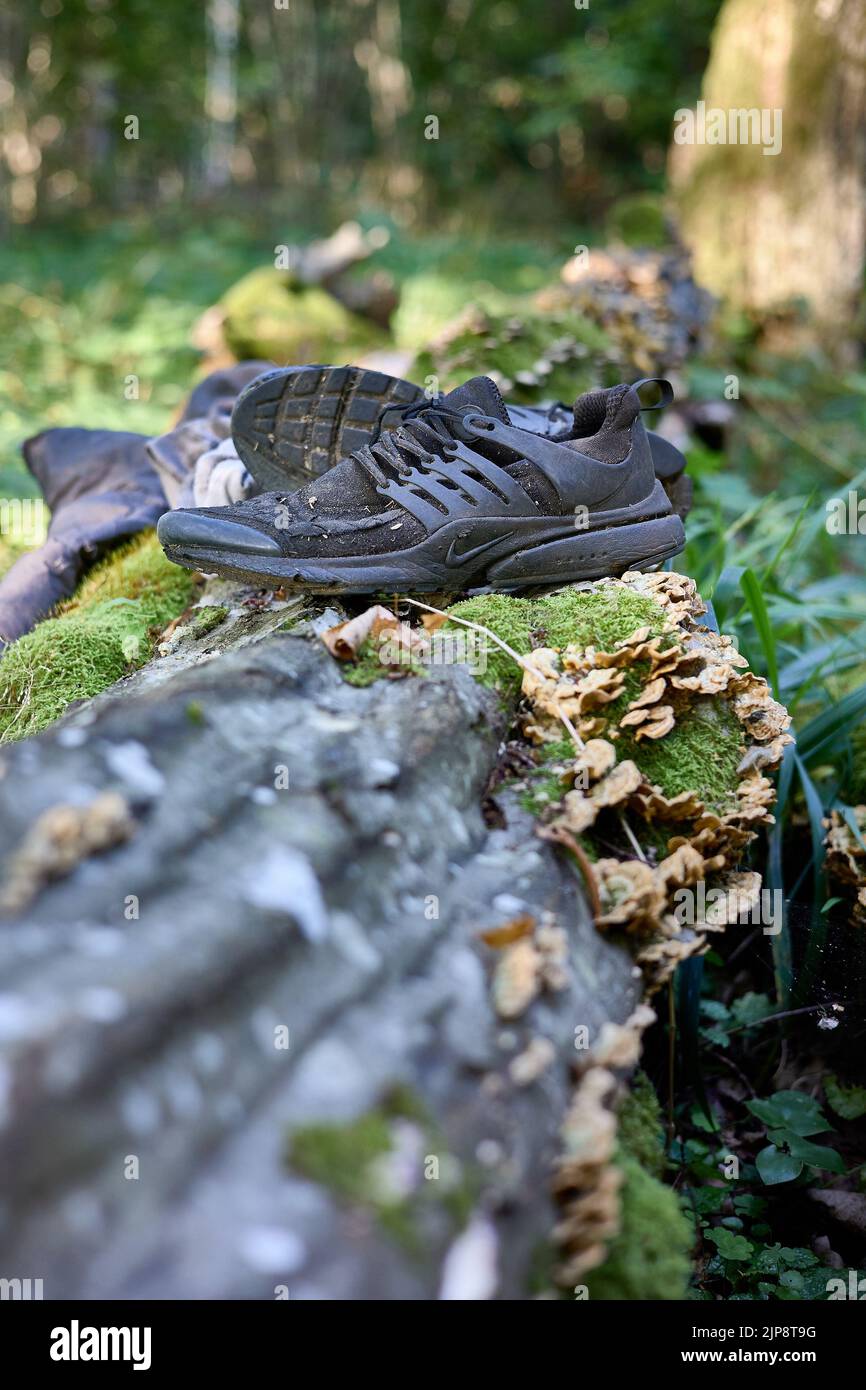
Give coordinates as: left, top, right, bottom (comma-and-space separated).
0, 593, 639, 1299
671, 0, 866, 357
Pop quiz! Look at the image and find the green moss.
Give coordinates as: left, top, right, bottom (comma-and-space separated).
189, 604, 229, 639
585, 1072, 692, 1300
340, 638, 426, 687
446, 587, 669, 696
448, 588, 744, 818
606, 194, 668, 249
518, 737, 575, 816
616, 1070, 666, 1179
63, 530, 194, 626
616, 696, 744, 813
585, 1154, 693, 1300
290, 1111, 395, 1206
220, 266, 384, 363
287, 1089, 475, 1254
0, 532, 195, 742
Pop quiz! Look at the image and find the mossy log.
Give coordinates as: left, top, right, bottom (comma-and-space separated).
0, 587, 647, 1299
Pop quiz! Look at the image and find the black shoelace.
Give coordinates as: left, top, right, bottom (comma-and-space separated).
354, 400, 468, 489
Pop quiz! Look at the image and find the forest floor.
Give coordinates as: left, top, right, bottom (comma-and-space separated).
1, 216, 865, 1298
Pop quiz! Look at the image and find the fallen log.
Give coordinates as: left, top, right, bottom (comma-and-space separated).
0, 592, 640, 1299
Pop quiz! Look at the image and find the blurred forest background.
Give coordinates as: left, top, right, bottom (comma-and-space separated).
1, 0, 718, 227
0, 0, 725, 493
2, 0, 866, 1300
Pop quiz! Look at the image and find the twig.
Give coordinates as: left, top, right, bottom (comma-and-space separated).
619, 810, 648, 862
726, 1003, 844, 1036
553, 703, 586, 752
537, 823, 602, 920
401, 596, 585, 751
402, 596, 530, 668
709, 1047, 758, 1099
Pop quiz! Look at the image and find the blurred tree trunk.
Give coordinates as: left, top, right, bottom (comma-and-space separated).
204, 0, 240, 189
353, 0, 415, 213
671, 0, 866, 358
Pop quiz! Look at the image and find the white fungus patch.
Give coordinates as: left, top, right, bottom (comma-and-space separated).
438, 1214, 499, 1300
238, 1225, 307, 1274
240, 847, 329, 943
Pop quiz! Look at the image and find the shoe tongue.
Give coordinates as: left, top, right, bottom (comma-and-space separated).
571, 388, 611, 436
442, 375, 510, 423
572, 383, 637, 434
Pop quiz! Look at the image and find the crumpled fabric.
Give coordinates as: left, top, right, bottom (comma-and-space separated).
0, 362, 270, 652
145, 361, 269, 508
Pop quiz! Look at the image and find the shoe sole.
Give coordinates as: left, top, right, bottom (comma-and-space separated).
231, 365, 425, 492
161, 511, 685, 597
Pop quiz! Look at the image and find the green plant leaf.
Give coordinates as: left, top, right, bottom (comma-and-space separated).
756, 1144, 803, 1185
753, 1244, 818, 1273
690, 1104, 719, 1134
740, 567, 779, 694
691, 1186, 729, 1216
700, 999, 730, 1021
779, 1249, 820, 1270
706, 1228, 754, 1261
797, 682, 866, 764
767, 743, 795, 1004
746, 1091, 833, 1136
733, 1194, 767, 1217
825, 1074, 866, 1121
700, 1024, 731, 1049
839, 803, 866, 854
768, 1132, 846, 1174
730, 992, 773, 1027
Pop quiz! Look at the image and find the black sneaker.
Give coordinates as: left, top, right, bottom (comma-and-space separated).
158, 376, 685, 595
230, 363, 689, 503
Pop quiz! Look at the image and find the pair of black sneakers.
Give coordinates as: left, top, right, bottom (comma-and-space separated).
157, 366, 688, 595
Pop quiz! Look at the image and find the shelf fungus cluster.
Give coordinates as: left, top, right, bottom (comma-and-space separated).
826, 806, 866, 926
520, 572, 792, 985
552, 1003, 656, 1286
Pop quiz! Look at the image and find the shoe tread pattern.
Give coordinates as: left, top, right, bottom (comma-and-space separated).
232, 366, 424, 492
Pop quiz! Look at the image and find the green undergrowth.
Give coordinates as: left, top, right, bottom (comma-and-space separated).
0, 531, 195, 742
848, 723, 866, 805
585, 1072, 693, 1300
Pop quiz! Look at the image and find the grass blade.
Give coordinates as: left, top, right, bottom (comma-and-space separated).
740, 567, 780, 695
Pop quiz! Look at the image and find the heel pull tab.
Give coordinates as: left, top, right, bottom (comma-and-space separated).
632, 378, 674, 410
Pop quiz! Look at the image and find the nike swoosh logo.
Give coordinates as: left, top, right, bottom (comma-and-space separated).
445, 531, 514, 567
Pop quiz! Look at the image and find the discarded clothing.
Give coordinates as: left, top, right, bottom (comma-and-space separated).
146, 361, 269, 508
0, 362, 269, 651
